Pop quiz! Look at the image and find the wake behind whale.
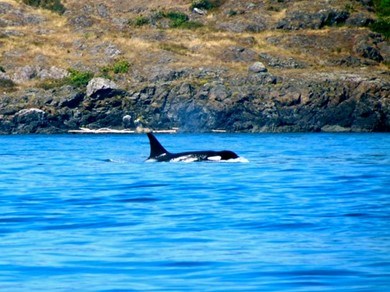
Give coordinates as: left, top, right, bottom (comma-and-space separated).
146, 132, 247, 163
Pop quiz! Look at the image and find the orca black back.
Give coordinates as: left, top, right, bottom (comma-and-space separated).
146, 132, 240, 162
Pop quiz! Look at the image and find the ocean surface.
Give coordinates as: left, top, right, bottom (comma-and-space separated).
0, 133, 389, 291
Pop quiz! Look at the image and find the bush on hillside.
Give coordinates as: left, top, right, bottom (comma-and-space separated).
22, 0, 66, 14
100, 60, 131, 79
134, 16, 149, 27
370, 18, 390, 39
164, 11, 189, 27
67, 69, 94, 87
0, 78, 16, 91
130, 10, 203, 30
373, 0, 390, 16
164, 11, 203, 29
371, 0, 390, 39
190, 0, 224, 10
112, 60, 130, 74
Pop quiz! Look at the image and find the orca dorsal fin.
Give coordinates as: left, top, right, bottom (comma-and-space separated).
147, 132, 169, 159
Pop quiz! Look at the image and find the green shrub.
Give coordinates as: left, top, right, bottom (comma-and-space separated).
131, 10, 202, 30
165, 11, 189, 27
99, 60, 131, 78
99, 66, 111, 79
373, 0, 390, 17
371, 0, 390, 39
0, 66, 5, 73
21, 0, 66, 14
112, 60, 130, 74
227, 10, 238, 17
134, 16, 150, 26
370, 17, 390, 39
190, 0, 223, 10
161, 11, 203, 29
67, 69, 94, 87
0, 78, 16, 90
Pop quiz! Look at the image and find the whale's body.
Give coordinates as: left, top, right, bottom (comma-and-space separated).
146, 132, 239, 162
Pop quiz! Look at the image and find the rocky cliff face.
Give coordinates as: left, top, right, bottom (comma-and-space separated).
0, 0, 389, 133
1, 70, 388, 134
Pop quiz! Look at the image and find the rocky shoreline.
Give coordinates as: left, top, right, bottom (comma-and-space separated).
1, 68, 389, 134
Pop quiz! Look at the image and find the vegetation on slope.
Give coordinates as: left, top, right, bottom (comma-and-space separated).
371, 0, 390, 39
0, 0, 387, 94
21, 0, 66, 14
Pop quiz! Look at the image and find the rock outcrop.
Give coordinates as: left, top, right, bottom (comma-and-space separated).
0, 70, 388, 134
86, 77, 120, 98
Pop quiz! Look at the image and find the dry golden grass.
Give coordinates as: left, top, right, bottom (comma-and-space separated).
0, 0, 387, 90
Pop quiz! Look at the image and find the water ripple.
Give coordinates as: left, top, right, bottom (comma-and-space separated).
0, 133, 389, 291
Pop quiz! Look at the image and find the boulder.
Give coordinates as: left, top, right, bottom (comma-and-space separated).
222, 46, 258, 62
122, 114, 133, 128
346, 13, 374, 27
249, 62, 267, 73
86, 77, 119, 98
276, 9, 349, 30
68, 15, 94, 29
97, 3, 109, 18
37, 66, 69, 80
259, 53, 307, 69
193, 8, 207, 15
0, 3, 13, 14
354, 35, 384, 62
13, 108, 47, 133
12, 65, 36, 83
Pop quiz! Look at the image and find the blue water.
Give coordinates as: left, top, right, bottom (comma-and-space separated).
0, 133, 389, 291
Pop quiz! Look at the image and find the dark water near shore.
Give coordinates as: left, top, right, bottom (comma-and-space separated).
0, 133, 389, 291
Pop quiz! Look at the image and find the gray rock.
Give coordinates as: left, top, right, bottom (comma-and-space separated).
57, 90, 84, 108
222, 46, 258, 62
12, 65, 36, 83
354, 35, 384, 62
277, 9, 349, 30
346, 13, 374, 27
216, 19, 267, 33
0, 72, 10, 80
86, 77, 119, 98
68, 15, 94, 29
216, 21, 248, 33
14, 108, 46, 121
104, 44, 121, 58
149, 68, 189, 82
378, 41, 390, 64
334, 56, 363, 67
13, 108, 47, 133
259, 53, 307, 69
97, 3, 109, 18
0, 3, 13, 14
37, 66, 69, 80
2, 29, 24, 37
122, 115, 133, 128
249, 62, 267, 73
90, 43, 122, 59
4, 10, 45, 26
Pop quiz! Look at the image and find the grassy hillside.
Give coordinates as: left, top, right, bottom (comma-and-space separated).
0, 0, 389, 92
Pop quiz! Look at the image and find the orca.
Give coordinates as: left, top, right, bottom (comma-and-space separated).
146, 132, 239, 162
